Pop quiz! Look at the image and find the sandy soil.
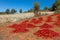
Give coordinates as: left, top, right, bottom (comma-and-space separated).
0, 15, 60, 40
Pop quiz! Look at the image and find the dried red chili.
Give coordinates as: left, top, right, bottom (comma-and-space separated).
54, 20, 60, 27
46, 16, 53, 22
37, 17, 43, 23
8, 20, 36, 33
56, 14, 60, 20
20, 20, 29, 25
26, 23, 36, 28
40, 23, 53, 29
38, 17, 43, 21
30, 17, 43, 24
8, 24, 29, 33
34, 29, 59, 38
30, 18, 39, 24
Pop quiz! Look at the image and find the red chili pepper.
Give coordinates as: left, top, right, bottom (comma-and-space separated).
46, 16, 53, 22
56, 14, 60, 20
20, 20, 29, 25
37, 17, 43, 23
8, 20, 36, 33
53, 14, 60, 27
8, 23, 29, 33
40, 23, 53, 29
38, 17, 43, 21
30, 18, 39, 24
54, 20, 60, 27
26, 23, 37, 28
30, 17, 43, 24
34, 29, 59, 38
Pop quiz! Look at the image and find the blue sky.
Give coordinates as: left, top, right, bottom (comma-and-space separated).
0, 0, 56, 12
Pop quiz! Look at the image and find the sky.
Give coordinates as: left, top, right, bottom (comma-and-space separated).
0, 0, 56, 12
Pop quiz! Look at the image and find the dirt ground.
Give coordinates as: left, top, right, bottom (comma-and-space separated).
0, 15, 60, 40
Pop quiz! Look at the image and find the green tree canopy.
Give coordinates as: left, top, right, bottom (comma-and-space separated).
11, 9, 16, 13
52, 0, 60, 11
28, 8, 33, 12
44, 6, 49, 10
19, 9, 22, 13
5, 9, 10, 14
34, 2, 40, 16
34, 2, 40, 11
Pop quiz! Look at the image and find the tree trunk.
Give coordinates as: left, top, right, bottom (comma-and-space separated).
34, 10, 38, 17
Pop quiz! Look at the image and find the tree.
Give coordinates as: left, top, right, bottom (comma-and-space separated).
51, 4, 57, 11
19, 9, 22, 13
11, 9, 16, 13
56, 0, 60, 11
55, 0, 60, 6
28, 8, 33, 12
34, 2, 40, 16
51, 0, 60, 11
56, 6, 60, 12
5, 9, 10, 14
44, 6, 49, 11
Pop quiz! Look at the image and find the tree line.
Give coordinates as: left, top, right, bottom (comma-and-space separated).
5, 9, 22, 14
1, 0, 60, 14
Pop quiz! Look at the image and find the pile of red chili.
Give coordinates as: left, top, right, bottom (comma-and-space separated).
34, 29, 59, 38
7, 14, 60, 38
40, 23, 53, 29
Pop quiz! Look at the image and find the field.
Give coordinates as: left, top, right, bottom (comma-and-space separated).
0, 13, 60, 40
